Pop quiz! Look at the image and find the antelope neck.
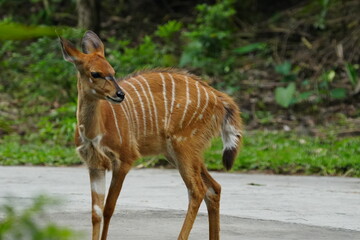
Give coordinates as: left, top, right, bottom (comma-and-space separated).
76, 75, 105, 139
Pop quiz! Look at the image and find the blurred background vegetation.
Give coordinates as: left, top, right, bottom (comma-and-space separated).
0, 0, 360, 176
0, 195, 79, 239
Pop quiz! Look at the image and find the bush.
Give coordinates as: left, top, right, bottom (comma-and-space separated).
106, 20, 183, 76
0, 195, 78, 240
180, 0, 236, 77
1, 39, 76, 104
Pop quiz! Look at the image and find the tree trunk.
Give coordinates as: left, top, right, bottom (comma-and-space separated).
77, 0, 101, 34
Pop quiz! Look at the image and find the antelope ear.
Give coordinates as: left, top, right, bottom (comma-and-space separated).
59, 37, 82, 63
81, 30, 104, 56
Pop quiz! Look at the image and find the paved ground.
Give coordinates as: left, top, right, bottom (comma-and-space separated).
0, 166, 359, 239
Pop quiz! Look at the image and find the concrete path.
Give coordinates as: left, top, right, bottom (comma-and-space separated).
0, 166, 359, 239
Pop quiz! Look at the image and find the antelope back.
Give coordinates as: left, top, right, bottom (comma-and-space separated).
115, 70, 228, 146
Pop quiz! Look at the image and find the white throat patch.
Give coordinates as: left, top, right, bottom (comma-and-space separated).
76, 125, 118, 170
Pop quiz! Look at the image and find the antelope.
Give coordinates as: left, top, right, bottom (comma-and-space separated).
59, 31, 243, 240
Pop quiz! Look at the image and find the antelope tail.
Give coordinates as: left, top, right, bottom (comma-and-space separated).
221, 100, 243, 171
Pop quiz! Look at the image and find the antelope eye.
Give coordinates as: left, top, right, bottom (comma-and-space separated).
91, 72, 102, 79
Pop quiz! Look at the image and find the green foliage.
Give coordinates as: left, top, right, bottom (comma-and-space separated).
314, 0, 331, 29
155, 20, 183, 66
0, 29, 80, 157
234, 42, 268, 55
0, 36, 78, 104
275, 82, 296, 108
87, 13, 185, 78
36, 103, 77, 146
0, 102, 78, 165
106, 19, 186, 76
274, 61, 297, 82
0, 22, 63, 40
345, 62, 359, 87
273, 60, 353, 107
1, 0, 359, 174
0, 0, 74, 25
255, 111, 274, 124
0, 28, 82, 142
315, 69, 349, 100
0, 116, 13, 134
321, 69, 335, 83
107, 35, 175, 76
180, 0, 236, 76
0, 195, 78, 239
275, 61, 291, 75
155, 20, 183, 40
330, 88, 346, 99
274, 61, 297, 107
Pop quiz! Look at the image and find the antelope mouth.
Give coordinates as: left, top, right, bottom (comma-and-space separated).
106, 96, 124, 104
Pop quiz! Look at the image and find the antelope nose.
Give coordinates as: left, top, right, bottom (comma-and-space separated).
116, 90, 125, 99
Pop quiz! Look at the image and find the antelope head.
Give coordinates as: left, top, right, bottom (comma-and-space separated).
59, 31, 125, 103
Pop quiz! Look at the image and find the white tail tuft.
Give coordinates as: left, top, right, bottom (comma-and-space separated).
221, 120, 241, 151
220, 105, 242, 170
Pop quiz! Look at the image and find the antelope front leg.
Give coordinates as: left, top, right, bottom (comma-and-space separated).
100, 162, 131, 240
89, 169, 106, 240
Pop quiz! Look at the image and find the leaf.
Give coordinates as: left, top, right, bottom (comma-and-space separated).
275, 61, 292, 76
345, 63, 358, 86
179, 41, 202, 67
0, 23, 63, 40
322, 70, 336, 82
275, 83, 296, 108
295, 91, 314, 103
161, 54, 177, 66
330, 88, 347, 99
233, 42, 267, 55
179, 52, 193, 67
155, 20, 183, 39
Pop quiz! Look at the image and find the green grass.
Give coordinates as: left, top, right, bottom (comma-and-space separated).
205, 131, 360, 177
0, 135, 81, 166
1, 131, 360, 177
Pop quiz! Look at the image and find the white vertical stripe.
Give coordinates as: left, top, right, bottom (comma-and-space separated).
119, 104, 131, 140
121, 89, 134, 125
198, 86, 209, 120
132, 77, 153, 134
166, 73, 176, 130
160, 73, 168, 129
180, 76, 190, 128
121, 95, 134, 133
125, 81, 147, 136
108, 102, 122, 144
210, 90, 217, 109
186, 80, 201, 127
122, 87, 137, 135
138, 75, 159, 134
121, 88, 140, 138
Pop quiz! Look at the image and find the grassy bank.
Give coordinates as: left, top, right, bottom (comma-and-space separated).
205, 131, 360, 176
0, 135, 80, 166
1, 131, 359, 177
